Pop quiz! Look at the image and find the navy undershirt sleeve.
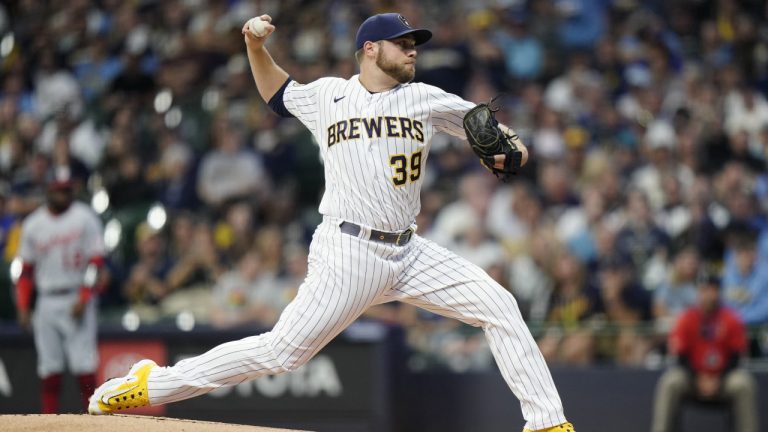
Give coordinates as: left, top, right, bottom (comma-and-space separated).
267, 78, 295, 118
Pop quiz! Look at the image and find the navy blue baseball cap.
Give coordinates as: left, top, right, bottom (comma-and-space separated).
355, 13, 432, 50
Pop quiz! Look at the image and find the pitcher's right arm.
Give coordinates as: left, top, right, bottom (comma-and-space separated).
242, 15, 291, 103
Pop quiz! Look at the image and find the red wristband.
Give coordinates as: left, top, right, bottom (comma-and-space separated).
16, 263, 34, 312
79, 286, 93, 303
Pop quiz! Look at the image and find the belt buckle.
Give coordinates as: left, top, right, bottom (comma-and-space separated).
396, 228, 413, 246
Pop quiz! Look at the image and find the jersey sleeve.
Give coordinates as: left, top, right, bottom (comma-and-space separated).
427, 85, 476, 139
17, 218, 37, 263
83, 209, 106, 258
283, 78, 334, 129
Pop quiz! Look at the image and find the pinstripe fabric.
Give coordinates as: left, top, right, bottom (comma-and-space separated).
146, 223, 565, 429
143, 73, 568, 430
390, 236, 566, 429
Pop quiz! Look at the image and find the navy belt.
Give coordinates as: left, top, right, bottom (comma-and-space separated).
340, 221, 414, 246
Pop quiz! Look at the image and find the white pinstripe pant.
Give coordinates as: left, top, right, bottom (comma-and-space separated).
148, 217, 566, 429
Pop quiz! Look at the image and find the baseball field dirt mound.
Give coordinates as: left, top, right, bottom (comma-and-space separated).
1, 414, 310, 432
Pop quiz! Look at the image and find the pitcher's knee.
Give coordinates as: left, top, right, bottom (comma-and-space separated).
267, 335, 313, 373
274, 355, 305, 373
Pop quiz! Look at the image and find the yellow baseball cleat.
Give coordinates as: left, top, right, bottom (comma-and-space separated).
88, 359, 157, 415
523, 421, 576, 432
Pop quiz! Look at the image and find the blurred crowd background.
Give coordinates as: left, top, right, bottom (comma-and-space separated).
1, 0, 768, 370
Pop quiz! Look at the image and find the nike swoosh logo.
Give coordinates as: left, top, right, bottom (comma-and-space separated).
100, 376, 139, 404
102, 384, 138, 404
333, 96, 345, 103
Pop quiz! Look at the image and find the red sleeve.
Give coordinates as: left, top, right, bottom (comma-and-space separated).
15, 263, 35, 312
669, 310, 692, 355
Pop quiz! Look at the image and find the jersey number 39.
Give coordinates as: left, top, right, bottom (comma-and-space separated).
390, 151, 422, 187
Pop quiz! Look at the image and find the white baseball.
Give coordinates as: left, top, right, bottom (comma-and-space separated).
248, 18, 269, 37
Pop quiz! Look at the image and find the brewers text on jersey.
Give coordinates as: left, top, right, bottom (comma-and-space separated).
327, 116, 425, 147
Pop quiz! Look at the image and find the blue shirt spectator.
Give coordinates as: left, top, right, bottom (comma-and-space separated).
654, 281, 697, 319
654, 247, 701, 330
73, 39, 123, 102
556, 0, 606, 49
722, 234, 768, 325
493, 14, 543, 80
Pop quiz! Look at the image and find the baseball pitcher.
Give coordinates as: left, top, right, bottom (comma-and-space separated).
89, 13, 575, 432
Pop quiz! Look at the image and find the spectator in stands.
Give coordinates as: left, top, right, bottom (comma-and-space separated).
105, 152, 155, 210
1, 71, 35, 115
486, 180, 544, 249
577, 219, 618, 285
556, 184, 605, 263
655, 174, 691, 241
631, 120, 693, 212
155, 131, 198, 211
673, 185, 723, 263
538, 161, 579, 220
713, 162, 752, 211
615, 188, 670, 289
594, 165, 624, 217
167, 212, 195, 265
253, 225, 285, 277
197, 117, 268, 211
430, 172, 493, 248
214, 201, 257, 264
721, 228, 768, 325
10, 152, 50, 216
539, 252, 601, 365
72, 38, 123, 103
165, 217, 223, 296
509, 227, 559, 322
32, 48, 83, 122
276, 244, 308, 303
724, 86, 768, 147
494, 11, 544, 81
0, 129, 23, 183
597, 253, 652, 365
555, 0, 607, 50
543, 52, 601, 119
651, 272, 758, 432
451, 224, 505, 272
123, 223, 172, 305
414, 16, 472, 96
653, 246, 700, 334
210, 251, 282, 329
722, 130, 765, 174
106, 51, 156, 109
37, 100, 106, 171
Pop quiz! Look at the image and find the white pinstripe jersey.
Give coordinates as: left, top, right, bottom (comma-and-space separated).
283, 75, 474, 231
18, 202, 105, 292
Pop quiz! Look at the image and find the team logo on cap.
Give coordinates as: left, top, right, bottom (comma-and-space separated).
398, 15, 411, 28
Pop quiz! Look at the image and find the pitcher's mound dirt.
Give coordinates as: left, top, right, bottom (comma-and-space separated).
1, 414, 309, 432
